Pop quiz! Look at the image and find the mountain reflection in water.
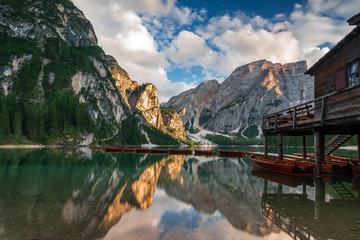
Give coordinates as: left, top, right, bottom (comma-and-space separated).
0, 149, 359, 240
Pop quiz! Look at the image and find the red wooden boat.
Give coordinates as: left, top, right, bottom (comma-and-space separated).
91, 146, 103, 150
283, 157, 351, 175
104, 147, 123, 153
150, 149, 169, 154
168, 149, 193, 155
250, 155, 314, 177
293, 153, 313, 158
351, 161, 360, 177
123, 147, 136, 153
219, 150, 246, 158
326, 154, 358, 162
136, 148, 151, 154
194, 150, 216, 156
321, 162, 352, 175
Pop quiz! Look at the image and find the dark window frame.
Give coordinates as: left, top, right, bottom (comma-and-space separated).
347, 59, 360, 87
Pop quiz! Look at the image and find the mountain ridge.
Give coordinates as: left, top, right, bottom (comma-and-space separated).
162, 59, 314, 139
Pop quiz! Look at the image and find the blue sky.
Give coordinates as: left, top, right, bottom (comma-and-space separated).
72, 0, 358, 102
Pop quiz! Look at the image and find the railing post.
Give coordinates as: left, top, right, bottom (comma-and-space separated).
263, 116, 266, 129
321, 97, 325, 125
293, 107, 297, 129
275, 114, 278, 132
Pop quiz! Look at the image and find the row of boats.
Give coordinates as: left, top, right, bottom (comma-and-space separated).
250, 153, 360, 178
92, 146, 246, 157
92, 146, 360, 178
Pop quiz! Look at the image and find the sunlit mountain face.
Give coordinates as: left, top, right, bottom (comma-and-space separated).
0, 149, 359, 240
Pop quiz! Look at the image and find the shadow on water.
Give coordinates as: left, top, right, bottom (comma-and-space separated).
0, 149, 359, 239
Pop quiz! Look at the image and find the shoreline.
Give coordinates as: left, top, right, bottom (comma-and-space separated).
0, 145, 63, 149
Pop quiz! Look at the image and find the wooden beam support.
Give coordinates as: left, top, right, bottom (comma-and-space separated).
314, 177, 325, 220
358, 134, 360, 161
314, 131, 324, 177
278, 133, 283, 160
302, 135, 307, 159
264, 134, 268, 158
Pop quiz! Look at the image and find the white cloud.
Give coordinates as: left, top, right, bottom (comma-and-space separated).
305, 0, 360, 18
166, 0, 359, 81
167, 31, 211, 63
289, 10, 352, 49
72, 0, 199, 102
72, 0, 360, 101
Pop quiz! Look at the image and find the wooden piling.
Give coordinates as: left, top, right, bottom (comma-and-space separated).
302, 136, 307, 159
358, 134, 360, 161
264, 134, 268, 158
278, 133, 283, 160
314, 132, 324, 177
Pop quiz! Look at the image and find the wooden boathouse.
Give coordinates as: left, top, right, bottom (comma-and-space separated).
262, 13, 360, 176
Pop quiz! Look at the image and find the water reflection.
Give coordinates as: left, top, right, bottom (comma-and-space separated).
0, 149, 359, 240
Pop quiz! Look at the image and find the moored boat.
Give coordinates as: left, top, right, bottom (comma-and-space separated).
123, 147, 136, 153
91, 146, 103, 150
150, 149, 169, 154
219, 150, 246, 158
136, 148, 151, 154
104, 147, 123, 153
168, 149, 193, 155
284, 158, 351, 175
321, 162, 352, 175
326, 154, 358, 162
194, 149, 216, 156
351, 161, 360, 177
250, 155, 314, 177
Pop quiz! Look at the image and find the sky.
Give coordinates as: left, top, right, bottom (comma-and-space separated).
72, 0, 359, 102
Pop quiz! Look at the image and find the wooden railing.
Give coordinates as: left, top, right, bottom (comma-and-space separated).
263, 100, 315, 130
263, 84, 360, 131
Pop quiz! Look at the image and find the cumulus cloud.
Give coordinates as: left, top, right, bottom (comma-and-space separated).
72, 0, 360, 101
167, 0, 359, 80
72, 0, 197, 102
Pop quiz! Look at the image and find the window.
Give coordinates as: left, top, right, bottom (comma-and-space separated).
348, 59, 360, 87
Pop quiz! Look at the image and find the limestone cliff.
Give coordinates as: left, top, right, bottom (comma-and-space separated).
105, 55, 138, 107
128, 83, 187, 141
162, 60, 313, 137
161, 109, 186, 141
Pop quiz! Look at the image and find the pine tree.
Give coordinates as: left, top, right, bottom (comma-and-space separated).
13, 112, 22, 138
0, 97, 10, 140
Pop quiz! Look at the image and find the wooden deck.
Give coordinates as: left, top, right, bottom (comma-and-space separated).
263, 84, 360, 135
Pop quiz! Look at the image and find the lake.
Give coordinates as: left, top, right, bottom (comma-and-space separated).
0, 147, 359, 240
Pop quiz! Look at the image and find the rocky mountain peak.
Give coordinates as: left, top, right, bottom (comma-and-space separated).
0, 0, 97, 46
163, 59, 313, 137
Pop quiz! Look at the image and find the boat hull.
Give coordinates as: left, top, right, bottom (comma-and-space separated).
168, 149, 193, 155
251, 155, 313, 177
123, 147, 136, 153
219, 150, 246, 158
194, 150, 216, 156
104, 147, 123, 153
150, 149, 169, 154
135, 148, 151, 154
91, 146, 103, 150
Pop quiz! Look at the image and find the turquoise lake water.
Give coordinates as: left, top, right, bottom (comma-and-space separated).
0, 147, 359, 240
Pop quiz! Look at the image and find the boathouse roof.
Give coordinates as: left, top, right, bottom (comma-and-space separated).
305, 13, 360, 76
